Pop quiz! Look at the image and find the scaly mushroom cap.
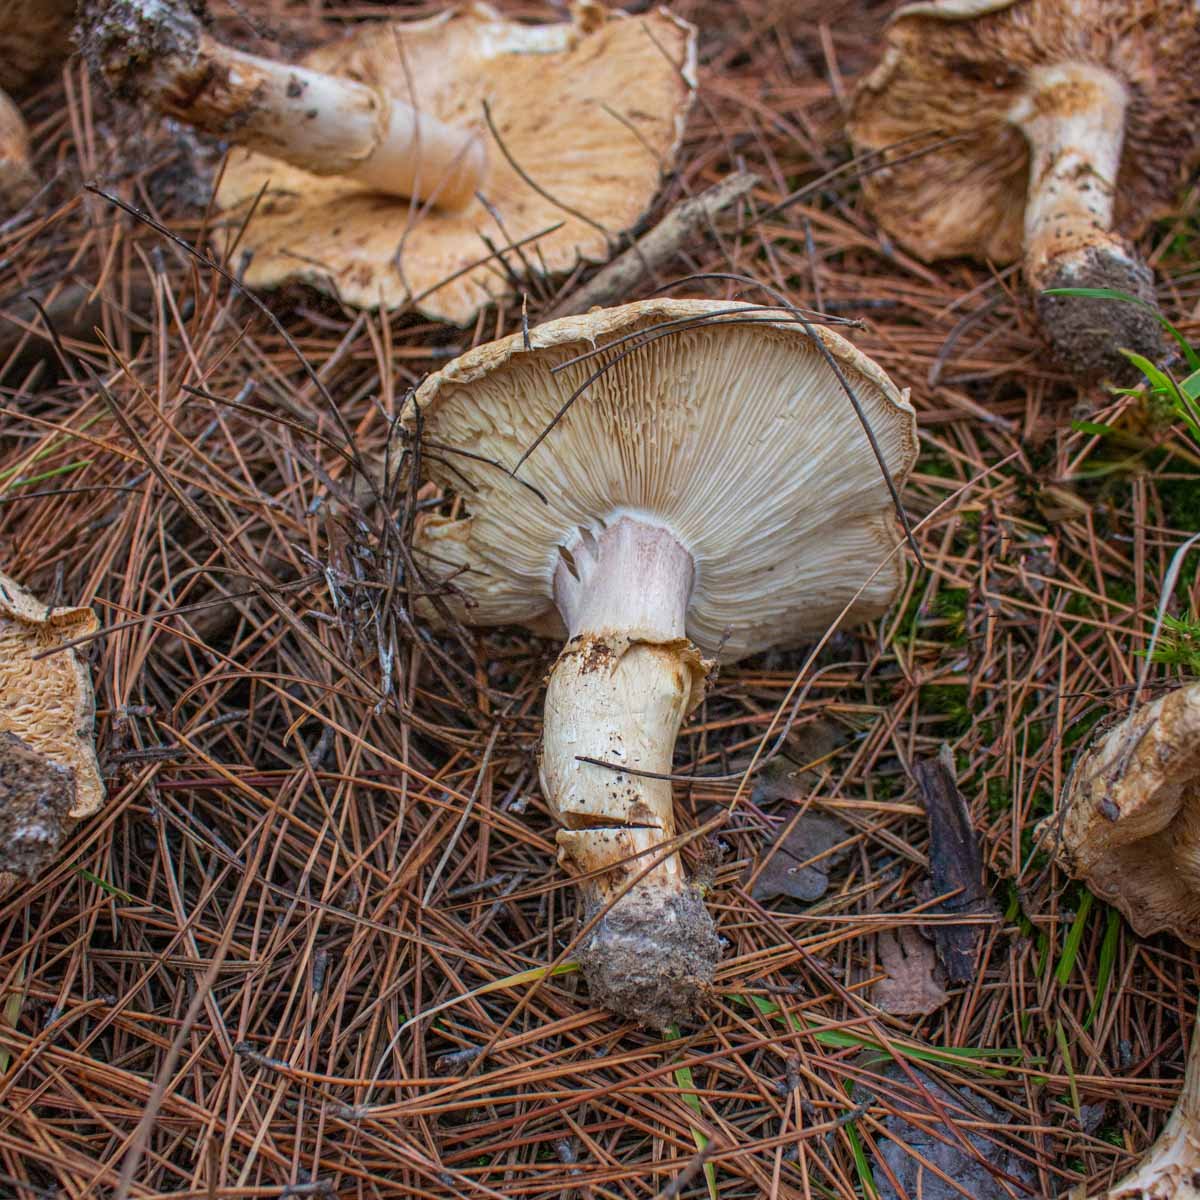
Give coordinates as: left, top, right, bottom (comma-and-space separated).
0, 0, 76, 95
847, 0, 1200, 265
0, 571, 104, 821
1056, 683, 1200, 944
404, 298, 918, 661
215, 2, 696, 325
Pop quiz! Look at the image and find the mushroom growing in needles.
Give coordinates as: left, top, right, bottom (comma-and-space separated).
0, 570, 105, 894
1055, 682, 1200, 1195
82, 0, 697, 324
404, 299, 918, 1027
848, 0, 1200, 377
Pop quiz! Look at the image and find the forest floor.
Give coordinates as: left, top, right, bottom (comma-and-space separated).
2, 1, 1199, 1197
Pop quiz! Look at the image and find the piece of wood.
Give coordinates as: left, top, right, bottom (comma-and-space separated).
547, 171, 759, 318
911, 743, 994, 986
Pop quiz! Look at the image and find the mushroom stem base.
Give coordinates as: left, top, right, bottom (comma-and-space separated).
1008, 62, 1160, 375
1030, 241, 1162, 377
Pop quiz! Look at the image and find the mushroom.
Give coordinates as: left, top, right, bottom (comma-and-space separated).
0, 86, 36, 213
847, 0, 1200, 377
1056, 683, 1200, 1196
1071, 1016, 1200, 1198
0, 570, 105, 893
403, 298, 918, 1027
1055, 682, 1200, 943
0, 0, 76, 213
83, 0, 697, 324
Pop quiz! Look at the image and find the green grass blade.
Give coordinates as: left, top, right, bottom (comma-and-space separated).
739, 995, 1035, 1073
1070, 420, 1115, 438
74, 866, 137, 903
666, 1025, 718, 1200
843, 1080, 877, 1199
1054, 890, 1093, 988
1055, 1020, 1082, 1122
1084, 907, 1121, 1031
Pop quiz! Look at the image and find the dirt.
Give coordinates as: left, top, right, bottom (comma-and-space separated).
1035, 244, 1164, 379
576, 885, 721, 1031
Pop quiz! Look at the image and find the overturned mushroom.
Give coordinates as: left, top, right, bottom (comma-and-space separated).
404, 298, 918, 1027
0, 571, 104, 892
1056, 682, 1200, 943
83, 0, 696, 324
847, 0, 1200, 377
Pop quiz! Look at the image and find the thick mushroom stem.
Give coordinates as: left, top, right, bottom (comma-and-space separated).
540, 517, 720, 1028
84, 0, 487, 210
0, 86, 37, 215
1078, 1010, 1200, 1198
1008, 63, 1161, 372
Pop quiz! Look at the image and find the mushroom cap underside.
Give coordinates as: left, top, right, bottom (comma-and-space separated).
215, 2, 696, 324
847, 0, 1200, 263
403, 298, 918, 662
1057, 683, 1200, 944
0, 571, 104, 821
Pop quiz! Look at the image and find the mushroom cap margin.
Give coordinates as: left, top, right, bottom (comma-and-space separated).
402, 297, 919, 663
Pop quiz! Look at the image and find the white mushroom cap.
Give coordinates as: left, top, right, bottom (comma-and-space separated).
0, 570, 104, 821
405, 298, 918, 661
215, 2, 696, 325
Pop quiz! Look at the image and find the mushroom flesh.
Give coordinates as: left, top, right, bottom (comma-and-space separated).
0, 571, 104, 892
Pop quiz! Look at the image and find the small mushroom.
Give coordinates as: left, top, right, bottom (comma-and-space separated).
0, 571, 104, 892
847, 0, 1200, 377
83, 0, 697, 324
403, 298, 918, 1027
1056, 683, 1200, 943
0, 0, 76, 213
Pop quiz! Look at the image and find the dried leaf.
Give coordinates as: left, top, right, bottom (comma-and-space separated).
744, 809, 850, 903
873, 927, 948, 1017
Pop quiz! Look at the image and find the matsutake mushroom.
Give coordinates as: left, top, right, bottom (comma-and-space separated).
403, 298, 918, 1028
847, 0, 1200, 377
82, 0, 696, 324
0, 571, 104, 893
